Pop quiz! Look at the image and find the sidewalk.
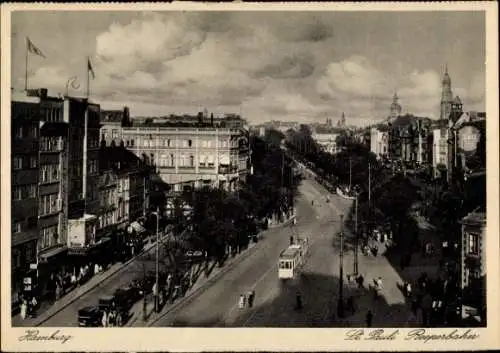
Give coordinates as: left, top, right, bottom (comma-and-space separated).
12, 234, 168, 327
128, 215, 297, 327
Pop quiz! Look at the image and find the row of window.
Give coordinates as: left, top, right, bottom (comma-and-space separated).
41, 107, 62, 123
40, 136, 64, 152
12, 184, 37, 200
467, 233, 480, 255
11, 242, 36, 269
40, 164, 61, 184
13, 156, 37, 170
39, 193, 61, 216
13, 124, 38, 140
89, 159, 98, 174
38, 225, 59, 251
99, 211, 115, 229
101, 189, 116, 207
124, 138, 237, 149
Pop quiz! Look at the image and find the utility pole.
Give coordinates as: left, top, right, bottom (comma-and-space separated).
354, 193, 359, 275
349, 157, 352, 191
154, 206, 160, 313
337, 214, 345, 318
368, 163, 371, 206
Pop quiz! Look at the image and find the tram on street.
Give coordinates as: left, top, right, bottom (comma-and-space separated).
278, 237, 309, 279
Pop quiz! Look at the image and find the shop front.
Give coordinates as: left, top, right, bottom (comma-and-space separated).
37, 245, 69, 301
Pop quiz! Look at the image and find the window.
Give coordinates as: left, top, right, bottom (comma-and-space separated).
27, 184, 36, 198
13, 186, 23, 200
188, 139, 193, 147
13, 221, 22, 233
170, 153, 175, 167
15, 126, 23, 139
12, 249, 21, 269
89, 159, 98, 174
189, 155, 194, 167
13, 157, 23, 170
112, 129, 119, 139
31, 124, 38, 138
39, 193, 59, 216
40, 164, 60, 183
39, 225, 58, 250
30, 156, 37, 168
468, 234, 479, 255
165, 139, 171, 147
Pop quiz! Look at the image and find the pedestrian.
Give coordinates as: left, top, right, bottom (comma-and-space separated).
406, 282, 412, 298
30, 296, 38, 317
239, 294, 246, 309
296, 291, 302, 310
101, 310, 108, 327
94, 263, 100, 275
108, 310, 115, 327
248, 290, 255, 308
55, 282, 61, 301
372, 246, 378, 257
357, 274, 364, 288
366, 310, 374, 327
347, 296, 355, 314
20, 299, 27, 320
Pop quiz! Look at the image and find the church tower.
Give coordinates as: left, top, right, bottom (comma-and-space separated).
440, 65, 453, 120
389, 92, 402, 121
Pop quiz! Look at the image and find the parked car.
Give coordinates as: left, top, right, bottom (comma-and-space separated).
77, 292, 133, 327
77, 306, 102, 327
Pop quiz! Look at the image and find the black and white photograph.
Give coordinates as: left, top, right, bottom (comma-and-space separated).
1, 2, 499, 352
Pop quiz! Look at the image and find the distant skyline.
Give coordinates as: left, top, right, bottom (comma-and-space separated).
11, 11, 485, 125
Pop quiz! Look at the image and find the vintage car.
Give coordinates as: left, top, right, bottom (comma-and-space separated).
77, 292, 133, 327
77, 306, 103, 327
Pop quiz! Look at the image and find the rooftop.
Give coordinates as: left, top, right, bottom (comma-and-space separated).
460, 209, 486, 226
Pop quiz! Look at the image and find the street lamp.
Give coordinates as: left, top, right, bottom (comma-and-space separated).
337, 214, 345, 318
151, 206, 161, 313
354, 191, 359, 276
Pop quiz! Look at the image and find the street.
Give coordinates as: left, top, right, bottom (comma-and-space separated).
152, 177, 353, 327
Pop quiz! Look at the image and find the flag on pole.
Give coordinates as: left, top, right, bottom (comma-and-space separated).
26, 37, 46, 58
87, 58, 95, 79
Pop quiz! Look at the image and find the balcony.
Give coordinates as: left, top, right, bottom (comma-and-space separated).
218, 165, 238, 175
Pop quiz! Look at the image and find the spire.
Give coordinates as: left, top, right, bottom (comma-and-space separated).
393, 91, 398, 103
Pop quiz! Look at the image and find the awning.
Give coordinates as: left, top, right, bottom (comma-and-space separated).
68, 237, 112, 256
38, 246, 68, 263
128, 221, 146, 234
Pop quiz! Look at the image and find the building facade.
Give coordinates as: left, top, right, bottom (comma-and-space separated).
120, 121, 250, 192
312, 131, 342, 154
370, 127, 389, 159
11, 93, 41, 306
459, 208, 486, 320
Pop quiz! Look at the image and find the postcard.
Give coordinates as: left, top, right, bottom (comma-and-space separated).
1, 1, 499, 352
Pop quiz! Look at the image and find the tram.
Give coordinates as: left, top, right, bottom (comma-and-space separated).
278, 237, 309, 279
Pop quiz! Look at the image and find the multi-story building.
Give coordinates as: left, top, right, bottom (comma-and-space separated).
459, 205, 486, 322
65, 98, 108, 260
121, 118, 250, 192
370, 127, 389, 159
432, 122, 450, 179
97, 145, 149, 235
312, 130, 342, 154
11, 92, 41, 306
37, 92, 70, 294
100, 107, 129, 147
11, 88, 71, 304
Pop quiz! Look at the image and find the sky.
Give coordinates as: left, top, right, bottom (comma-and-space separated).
11, 10, 486, 125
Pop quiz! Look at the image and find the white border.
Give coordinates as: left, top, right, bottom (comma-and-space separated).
1, 2, 499, 352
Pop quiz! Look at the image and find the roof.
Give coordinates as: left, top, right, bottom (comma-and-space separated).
460, 209, 486, 226
280, 247, 300, 259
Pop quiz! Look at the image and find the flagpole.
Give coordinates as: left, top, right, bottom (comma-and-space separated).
25, 38, 29, 91
86, 57, 90, 99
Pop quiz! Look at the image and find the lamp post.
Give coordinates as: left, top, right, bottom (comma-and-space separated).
354, 192, 359, 276
337, 214, 345, 318
152, 207, 160, 313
